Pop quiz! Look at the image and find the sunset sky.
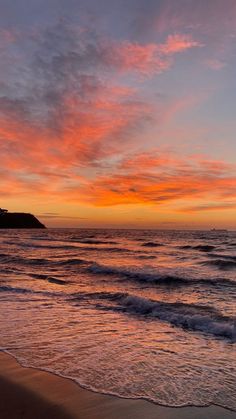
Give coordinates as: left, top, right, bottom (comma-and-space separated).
0, 0, 236, 228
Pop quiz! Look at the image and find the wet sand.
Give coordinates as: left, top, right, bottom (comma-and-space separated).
0, 352, 235, 419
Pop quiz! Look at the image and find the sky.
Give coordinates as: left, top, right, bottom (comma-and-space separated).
0, 0, 236, 229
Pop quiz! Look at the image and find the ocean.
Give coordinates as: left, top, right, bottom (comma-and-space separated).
0, 228, 235, 411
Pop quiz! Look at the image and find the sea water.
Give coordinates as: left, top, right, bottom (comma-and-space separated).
0, 229, 235, 410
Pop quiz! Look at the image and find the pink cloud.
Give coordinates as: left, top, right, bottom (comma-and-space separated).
206, 59, 226, 70
110, 33, 201, 75
160, 34, 203, 54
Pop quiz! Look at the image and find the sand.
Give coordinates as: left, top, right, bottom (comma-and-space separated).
0, 352, 235, 419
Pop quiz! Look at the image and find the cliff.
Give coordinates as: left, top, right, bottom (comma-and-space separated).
0, 212, 46, 229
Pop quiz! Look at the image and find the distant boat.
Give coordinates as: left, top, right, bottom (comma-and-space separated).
210, 228, 228, 232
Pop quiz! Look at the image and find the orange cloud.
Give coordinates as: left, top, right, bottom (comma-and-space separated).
70, 153, 236, 210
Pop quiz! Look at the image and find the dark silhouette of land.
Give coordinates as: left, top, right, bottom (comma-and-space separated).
0, 209, 46, 229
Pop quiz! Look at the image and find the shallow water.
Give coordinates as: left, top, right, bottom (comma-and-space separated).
0, 229, 235, 410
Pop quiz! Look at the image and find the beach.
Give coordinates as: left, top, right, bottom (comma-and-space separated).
1, 352, 235, 419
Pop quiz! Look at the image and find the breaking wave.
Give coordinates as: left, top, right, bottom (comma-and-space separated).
119, 295, 236, 341
88, 262, 235, 288
72, 291, 236, 342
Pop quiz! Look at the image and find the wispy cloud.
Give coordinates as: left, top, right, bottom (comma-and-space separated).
179, 202, 236, 213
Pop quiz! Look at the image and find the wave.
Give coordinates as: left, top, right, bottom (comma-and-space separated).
76, 245, 134, 253
88, 263, 188, 285
0, 253, 89, 269
203, 259, 236, 270
16, 243, 77, 250
0, 285, 58, 297
180, 244, 215, 252
20, 257, 51, 266
72, 291, 236, 342
137, 255, 157, 260
72, 291, 126, 303
194, 244, 215, 252
208, 253, 236, 261
45, 277, 67, 285
71, 238, 118, 245
0, 285, 31, 294
59, 245, 144, 254
58, 257, 89, 266
0, 254, 51, 266
2, 240, 21, 246
119, 295, 236, 341
88, 263, 235, 288
30, 273, 67, 285
3, 237, 120, 250
0, 253, 10, 258
141, 242, 163, 247
27, 236, 118, 247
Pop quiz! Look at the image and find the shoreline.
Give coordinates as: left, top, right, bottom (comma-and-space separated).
0, 352, 235, 419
